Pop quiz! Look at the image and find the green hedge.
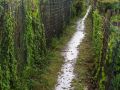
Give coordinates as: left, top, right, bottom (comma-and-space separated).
92, 8, 120, 90
0, 0, 47, 89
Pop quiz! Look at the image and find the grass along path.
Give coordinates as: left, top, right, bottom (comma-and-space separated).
36, 17, 79, 90
72, 16, 95, 90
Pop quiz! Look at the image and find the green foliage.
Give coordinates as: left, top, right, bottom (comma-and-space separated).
98, 1, 120, 10
0, 65, 2, 89
0, 3, 3, 16
93, 9, 103, 59
111, 15, 120, 22
21, 1, 34, 89
18, 0, 47, 89
92, 10, 103, 83
32, 0, 47, 71
0, 9, 18, 90
92, 8, 120, 89
109, 26, 120, 90
0, 0, 47, 89
112, 74, 120, 90
71, 0, 87, 17
99, 67, 106, 90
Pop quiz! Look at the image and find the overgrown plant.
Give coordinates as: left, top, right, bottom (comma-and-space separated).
0, 5, 18, 90
92, 9, 103, 81
108, 26, 120, 90
20, 0, 47, 89
92, 8, 120, 90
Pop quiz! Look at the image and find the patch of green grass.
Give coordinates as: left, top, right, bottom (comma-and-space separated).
72, 16, 95, 90
34, 17, 78, 90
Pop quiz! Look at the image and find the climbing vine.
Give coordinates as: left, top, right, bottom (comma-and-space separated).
93, 10, 103, 60
19, 0, 47, 89
21, 0, 35, 89
109, 26, 120, 90
92, 6, 120, 90
0, 3, 18, 90
92, 9, 103, 80
0, 0, 47, 89
0, 0, 74, 89
32, 0, 47, 72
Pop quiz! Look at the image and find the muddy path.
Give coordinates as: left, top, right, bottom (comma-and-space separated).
55, 6, 91, 90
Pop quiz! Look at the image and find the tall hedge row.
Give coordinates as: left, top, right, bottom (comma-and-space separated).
92, 9, 120, 90
0, 0, 46, 89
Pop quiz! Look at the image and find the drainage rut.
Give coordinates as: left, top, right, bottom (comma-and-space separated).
55, 6, 91, 90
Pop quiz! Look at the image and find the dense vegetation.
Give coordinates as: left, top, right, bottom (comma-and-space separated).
0, 0, 46, 89
0, 0, 119, 90
0, 0, 85, 90
92, 0, 120, 89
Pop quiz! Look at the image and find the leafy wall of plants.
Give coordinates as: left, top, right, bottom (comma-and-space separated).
92, 10, 104, 89
0, 0, 75, 89
0, 1, 18, 90
92, 8, 120, 90
109, 26, 120, 90
0, 0, 46, 89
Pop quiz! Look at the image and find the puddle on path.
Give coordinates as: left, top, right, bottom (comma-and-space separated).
55, 6, 91, 90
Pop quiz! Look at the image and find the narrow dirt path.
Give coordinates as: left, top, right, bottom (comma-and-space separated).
55, 6, 91, 90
